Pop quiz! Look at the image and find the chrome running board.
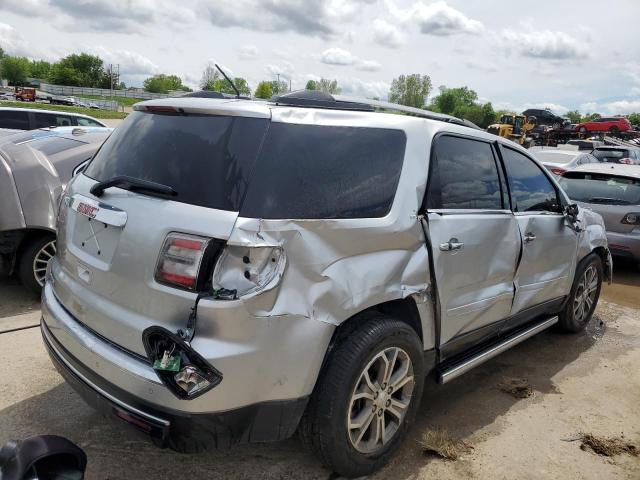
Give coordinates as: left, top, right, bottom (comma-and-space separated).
438, 316, 559, 384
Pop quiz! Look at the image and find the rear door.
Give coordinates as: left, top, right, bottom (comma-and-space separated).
425, 134, 519, 358
500, 146, 578, 325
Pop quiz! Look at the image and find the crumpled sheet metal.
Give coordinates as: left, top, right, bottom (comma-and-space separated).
576, 207, 613, 282
224, 108, 437, 332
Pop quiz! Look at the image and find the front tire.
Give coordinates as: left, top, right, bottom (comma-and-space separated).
558, 253, 603, 333
299, 313, 425, 478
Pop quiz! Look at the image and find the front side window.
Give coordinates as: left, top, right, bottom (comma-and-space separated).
502, 148, 560, 213
426, 136, 503, 210
33, 113, 74, 128
240, 123, 407, 219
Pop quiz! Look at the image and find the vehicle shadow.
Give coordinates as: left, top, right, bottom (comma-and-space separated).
0, 276, 40, 319
0, 313, 617, 480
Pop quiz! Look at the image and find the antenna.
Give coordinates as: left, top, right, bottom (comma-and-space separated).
214, 63, 240, 98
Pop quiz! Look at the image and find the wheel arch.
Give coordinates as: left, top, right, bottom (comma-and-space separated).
13, 228, 56, 274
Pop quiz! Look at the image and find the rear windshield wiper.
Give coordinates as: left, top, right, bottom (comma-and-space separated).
586, 197, 631, 205
90, 175, 177, 198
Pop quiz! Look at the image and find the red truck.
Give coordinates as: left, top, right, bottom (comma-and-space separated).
14, 87, 36, 102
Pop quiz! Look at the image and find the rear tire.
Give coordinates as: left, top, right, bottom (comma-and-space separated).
558, 253, 602, 333
609, 126, 620, 135
18, 234, 56, 295
299, 313, 425, 478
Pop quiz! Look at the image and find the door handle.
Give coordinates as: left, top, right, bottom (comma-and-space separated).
439, 238, 464, 251
524, 232, 536, 243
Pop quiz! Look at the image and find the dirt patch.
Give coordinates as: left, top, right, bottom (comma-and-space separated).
580, 433, 639, 457
497, 377, 533, 399
420, 429, 472, 460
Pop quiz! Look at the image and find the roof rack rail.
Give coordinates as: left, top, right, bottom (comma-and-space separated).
333, 95, 481, 129
271, 90, 374, 111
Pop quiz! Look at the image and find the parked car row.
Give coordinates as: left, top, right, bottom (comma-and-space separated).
0, 107, 107, 134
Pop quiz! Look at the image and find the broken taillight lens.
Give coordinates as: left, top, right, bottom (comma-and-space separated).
155, 233, 210, 290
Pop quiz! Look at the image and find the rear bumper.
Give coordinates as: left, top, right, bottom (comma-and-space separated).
42, 319, 308, 447
607, 230, 640, 261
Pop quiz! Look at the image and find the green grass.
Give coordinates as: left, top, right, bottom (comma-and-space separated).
0, 101, 127, 119
78, 95, 145, 107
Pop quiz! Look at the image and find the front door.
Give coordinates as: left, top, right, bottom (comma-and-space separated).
500, 146, 578, 324
425, 134, 520, 359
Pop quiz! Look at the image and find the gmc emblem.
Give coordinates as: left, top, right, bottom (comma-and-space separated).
77, 202, 98, 218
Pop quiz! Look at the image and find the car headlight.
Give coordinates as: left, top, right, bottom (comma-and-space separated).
212, 246, 285, 298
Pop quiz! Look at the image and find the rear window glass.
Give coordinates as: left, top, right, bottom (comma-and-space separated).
533, 151, 577, 164
84, 111, 269, 211
239, 123, 406, 219
559, 173, 640, 205
593, 149, 628, 162
29, 137, 86, 155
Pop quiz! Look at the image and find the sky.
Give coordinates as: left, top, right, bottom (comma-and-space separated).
1, 0, 639, 115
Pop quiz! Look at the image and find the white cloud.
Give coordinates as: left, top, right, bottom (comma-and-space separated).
320, 48, 382, 71
265, 61, 295, 80
50, 0, 195, 33
388, 1, 483, 36
500, 29, 589, 60
372, 18, 405, 48
339, 77, 390, 99
321, 47, 358, 65
87, 46, 160, 76
0, 22, 31, 57
579, 99, 640, 115
238, 45, 259, 60
0, 0, 49, 17
465, 59, 499, 72
201, 0, 369, 38
357, 60, 382, 72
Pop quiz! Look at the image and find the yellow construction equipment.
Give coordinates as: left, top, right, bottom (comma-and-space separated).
487, 114, 537, 147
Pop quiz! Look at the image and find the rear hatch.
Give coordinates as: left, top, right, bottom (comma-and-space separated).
54, 105, 269, 355
558, 170, 640, 233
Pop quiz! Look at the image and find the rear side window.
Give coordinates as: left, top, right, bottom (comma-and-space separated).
84, 111, 268, 211
593, 149, 627, 163
0, 110, 29, 129
33, 112, 73, 128
426, 136, 503, 210
502, 148, 559, 212
240, 123, 406, 219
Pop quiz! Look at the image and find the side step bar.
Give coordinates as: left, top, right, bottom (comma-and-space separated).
438, 316, 558, 384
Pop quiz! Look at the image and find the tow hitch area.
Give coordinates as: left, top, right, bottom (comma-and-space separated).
142, 326, 223, 400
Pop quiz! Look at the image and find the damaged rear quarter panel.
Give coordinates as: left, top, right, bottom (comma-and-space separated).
226, 108, 438, 348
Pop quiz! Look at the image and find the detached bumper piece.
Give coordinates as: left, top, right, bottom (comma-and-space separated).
142, 326, 222, 400
42, 321, 308, 449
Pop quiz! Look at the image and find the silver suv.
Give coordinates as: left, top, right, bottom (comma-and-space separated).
41, 92, 612, 478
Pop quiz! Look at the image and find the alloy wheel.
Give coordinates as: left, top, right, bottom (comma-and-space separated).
33, 240, 56, 287
573, 264, 598, 323
347, 347, 414, 454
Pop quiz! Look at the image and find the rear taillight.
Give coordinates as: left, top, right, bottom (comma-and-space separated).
621, 213, 640, 225
620, 158, 633, 165
551, 167, 566, 176
155, 233, 210, 290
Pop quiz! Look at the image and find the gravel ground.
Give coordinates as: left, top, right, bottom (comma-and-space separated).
0, 260, 638, 479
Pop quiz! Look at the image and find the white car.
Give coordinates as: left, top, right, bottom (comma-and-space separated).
532, 148, 600, 176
